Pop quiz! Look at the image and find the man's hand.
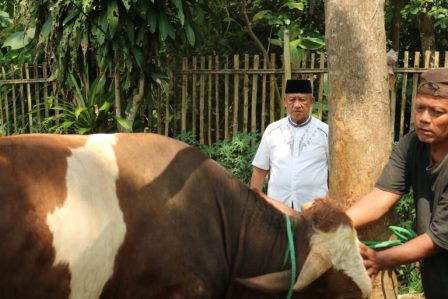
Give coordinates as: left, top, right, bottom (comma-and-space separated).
359, 242, 384, 279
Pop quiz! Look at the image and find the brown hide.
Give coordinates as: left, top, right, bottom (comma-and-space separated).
0, 134, 369, 299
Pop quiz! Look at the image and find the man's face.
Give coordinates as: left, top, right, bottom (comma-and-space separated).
284, 93, 314, 125
413, 94, 448, 146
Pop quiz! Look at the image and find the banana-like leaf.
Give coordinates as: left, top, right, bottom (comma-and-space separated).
185, 23, 195, 46
147, 7, 157, 33
281, 2, 304, 11
116, 116, 132, 130
158, 13, 175, 40
253, 10, 271, 23
107, 1, 119, 38
170, 0, 184, 26
122, 0, 131, 11
2, 31, 31, 50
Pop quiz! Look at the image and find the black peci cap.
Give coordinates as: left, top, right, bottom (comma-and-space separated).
285, 79, 312, 94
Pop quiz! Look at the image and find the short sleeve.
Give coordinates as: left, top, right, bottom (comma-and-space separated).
428, 189, 448, 250
252, 127, 271, 170
375, 133, 414, 195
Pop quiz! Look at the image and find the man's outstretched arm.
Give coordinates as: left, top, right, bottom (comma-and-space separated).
346, 187, 401, 228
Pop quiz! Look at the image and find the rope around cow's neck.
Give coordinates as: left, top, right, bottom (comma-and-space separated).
285, 215, 297, 299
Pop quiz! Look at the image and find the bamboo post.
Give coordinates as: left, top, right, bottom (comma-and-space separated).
181, 57, 188, 134
269, 53, 276, 123
25, 63, 33, 132
207, 55, 212, 145
159, 84, 163, 136
399, 51, 409, 138
409, 52, 420, 130
224, 56, 229, 140
0, 67, 3, 129
199, 56, 205, 144
251, 55, 259, 145
7, 66, 15, 133
42, 62, 49, 118
18, 65, 26, 131
215, 56, 220, 141
283, 30, 291, 80
243, 54, 249, 133
51, 76, 59, 125
192, 56, 197, 137
261, 56, 267, 134
34, 63, 41, 126
2, 66, 8, 135
233, 55, 240, 137
434, 51, 439, 67
281, 57, 285, 118
165, 84, 170, 136
389, 68, 397, 140
424, 51, 431, 69
310, 52, 316, 82
317, 52, 325, 120
173, 64, 178, 137
445, 51, 448, 67
310, 52, 316, 115
291, 47, 299, 80
301, 51, 308, 79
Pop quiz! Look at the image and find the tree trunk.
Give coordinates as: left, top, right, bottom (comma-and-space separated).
114, 66, 125, 132
417, 12, 436, 52
325, 1, 396, 298
391, 0, 406, 52
124, 75, 145, 132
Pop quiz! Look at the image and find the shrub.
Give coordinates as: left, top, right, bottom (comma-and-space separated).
395, 192, 423, 294
176, 132, 259, 184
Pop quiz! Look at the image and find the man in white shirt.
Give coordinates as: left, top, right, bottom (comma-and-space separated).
250, 79, 329, 211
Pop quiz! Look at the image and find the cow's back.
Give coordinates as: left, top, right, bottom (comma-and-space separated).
0, 133, 230, 299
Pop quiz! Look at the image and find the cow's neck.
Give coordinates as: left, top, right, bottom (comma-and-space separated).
220, 184, 304, 280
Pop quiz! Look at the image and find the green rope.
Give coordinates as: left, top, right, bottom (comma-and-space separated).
285, 215, 297, 299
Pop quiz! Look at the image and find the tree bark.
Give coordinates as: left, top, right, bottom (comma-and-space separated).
114, 66, 125, 132
325, 0, 396, 298
417, 12, 436, 52
124, 75, 145, 132
391, 0, 406, 52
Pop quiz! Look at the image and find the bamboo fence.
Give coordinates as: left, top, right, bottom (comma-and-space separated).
0, 51, 447, 142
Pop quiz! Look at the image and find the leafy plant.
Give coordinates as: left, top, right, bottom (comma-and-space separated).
395, 192, 423, 294
39, 72, 129, 134
177, 132, 259, 184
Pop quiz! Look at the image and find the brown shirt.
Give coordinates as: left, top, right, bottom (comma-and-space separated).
376, 131, 448, 299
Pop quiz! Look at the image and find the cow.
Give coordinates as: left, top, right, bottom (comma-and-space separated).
0, 133, 371, 299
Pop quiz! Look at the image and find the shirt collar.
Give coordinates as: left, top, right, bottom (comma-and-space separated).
288, 115, 312, 128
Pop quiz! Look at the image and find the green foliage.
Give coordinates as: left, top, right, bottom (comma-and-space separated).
402, 0, 448, 29
395, 192, 423, 294
250, 0, 325, 60
0, 8, 33, 64
39, 72, 127, 134
177, 132, 259, 184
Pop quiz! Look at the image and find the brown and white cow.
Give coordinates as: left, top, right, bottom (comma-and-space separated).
0, 133, 371, 299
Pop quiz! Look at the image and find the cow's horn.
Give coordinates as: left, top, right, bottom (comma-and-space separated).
235, 270, 291, 294
300, 201, 314, 210
293, 246, 332, 291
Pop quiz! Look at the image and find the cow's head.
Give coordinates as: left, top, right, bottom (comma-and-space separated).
236, 199, 372, 299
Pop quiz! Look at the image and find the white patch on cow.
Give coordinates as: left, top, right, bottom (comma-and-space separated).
46, 134, 126, 299
310, 225, 372, 299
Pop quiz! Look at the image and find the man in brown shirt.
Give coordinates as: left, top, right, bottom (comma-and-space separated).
346, 69, 448, 299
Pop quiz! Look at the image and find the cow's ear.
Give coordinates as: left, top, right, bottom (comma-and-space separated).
234, 270, 291, 294
252, 189, 296, 217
